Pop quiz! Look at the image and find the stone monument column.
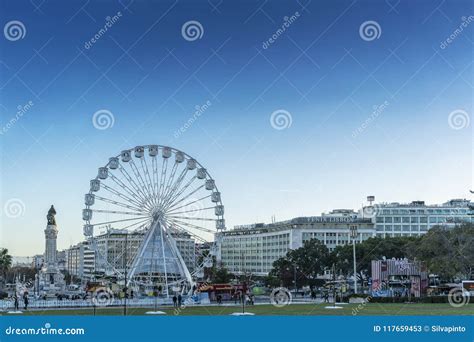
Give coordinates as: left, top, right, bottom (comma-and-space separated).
38, 205, 65, 295
44, 205, 58, 270
44, 224, 58, 270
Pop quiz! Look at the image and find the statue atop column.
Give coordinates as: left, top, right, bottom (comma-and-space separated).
38, 205, 65, 296
47, 205, 57, 226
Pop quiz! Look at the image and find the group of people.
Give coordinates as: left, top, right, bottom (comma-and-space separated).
172, 294, 182, 308
13, 292, 29, 311
231, 292, 255, 305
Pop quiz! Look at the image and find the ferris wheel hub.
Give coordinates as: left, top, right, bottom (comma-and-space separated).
151, 207, 165, 221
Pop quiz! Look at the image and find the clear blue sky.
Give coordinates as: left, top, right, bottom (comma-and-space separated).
0, 0, 472, 255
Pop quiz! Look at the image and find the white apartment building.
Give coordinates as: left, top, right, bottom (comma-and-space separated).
216, 210, 375, 276
65, 241, 95, 279
368, 199, 473, 237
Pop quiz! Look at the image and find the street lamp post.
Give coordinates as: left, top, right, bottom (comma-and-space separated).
350, 225, 358, 294
123, 232, 128, 316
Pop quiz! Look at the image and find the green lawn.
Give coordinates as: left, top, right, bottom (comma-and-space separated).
3, 303, 472, 316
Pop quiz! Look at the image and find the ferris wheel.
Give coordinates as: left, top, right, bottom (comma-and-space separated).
82, 145, 225, 295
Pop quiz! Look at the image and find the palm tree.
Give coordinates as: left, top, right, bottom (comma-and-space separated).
0, 248, 13, 283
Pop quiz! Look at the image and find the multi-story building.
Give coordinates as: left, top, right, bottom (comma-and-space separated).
65, 242, 95, 279
367, 199, 473, 237
216, 210, 374, 276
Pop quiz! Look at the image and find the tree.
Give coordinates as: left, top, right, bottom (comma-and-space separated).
408, 224, 474, 281
209, 263, 232, 283
289, 239, 330, 281
0, 248, 12, 284
268, 257, 295, 288
331, 236, 420, 280
268, 239, 330, 288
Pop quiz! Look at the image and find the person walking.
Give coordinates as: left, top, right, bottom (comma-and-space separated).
177, 294, 182, 308
23, 291, 29, 310
13, 293, 19, 311
172, 295, 178, 308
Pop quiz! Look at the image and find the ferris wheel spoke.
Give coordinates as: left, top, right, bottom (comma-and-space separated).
129, 158, 155, 205
158, 158, 169, 204
101, 183, 144, 209
120, 218, 151, 232
164, 184, 205, 212
167, 215, 217, 223
160, 168, 189, 208
167, 206, 215, 216
118, 164, 150, 205
108, 173, 145, 206
94, 195, 145, 213
174, 228, 208, 243
166, 194, 211, 212
166, 217, 215, 234
141, 156, 157, 206
162, 176, 198, 210
91, 209, 149, 216
160, 161, 179, 206
91, 216, 150, 227
152, 156, 160, 200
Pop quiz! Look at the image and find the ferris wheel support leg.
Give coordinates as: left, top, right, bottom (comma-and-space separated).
158, 220, 169, 298
167, 231, 194, 295
126, 221, 157, 287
